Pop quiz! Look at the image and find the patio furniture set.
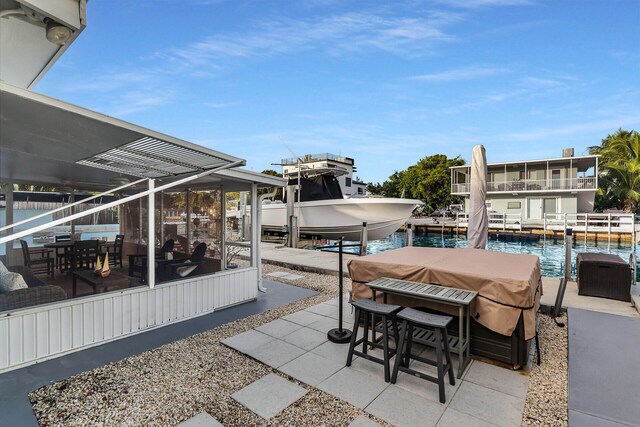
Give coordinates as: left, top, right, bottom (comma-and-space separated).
1, 235, 213, 310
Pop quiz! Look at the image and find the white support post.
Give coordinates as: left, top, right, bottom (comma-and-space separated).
186, 189, 192, 253
584, 213, 588, 245
608, 213, 612, 245
503, 214, 506, 231
147, 179, 156, 289
221, 191, 227, 270
4, 183, 15, 265
159, 192, 164, 244
70, 191, 76, 238
138, 197, 143, 246
250, 183, 258, 268
519, 213, 522, 231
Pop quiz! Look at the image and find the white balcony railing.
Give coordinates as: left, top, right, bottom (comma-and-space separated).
451, 177, 596, 194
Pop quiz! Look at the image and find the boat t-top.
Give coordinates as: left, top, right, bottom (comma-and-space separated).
260, 153, 423, 241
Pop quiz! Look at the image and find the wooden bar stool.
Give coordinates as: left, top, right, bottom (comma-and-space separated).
391, 307, 455, 403
346, 298, 401, 382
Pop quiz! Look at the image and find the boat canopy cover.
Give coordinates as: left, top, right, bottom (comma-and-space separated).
286, 175, 344, 202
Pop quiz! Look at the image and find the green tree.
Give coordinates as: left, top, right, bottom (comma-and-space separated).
589, 129, 640, 213
368, 154, 464, 211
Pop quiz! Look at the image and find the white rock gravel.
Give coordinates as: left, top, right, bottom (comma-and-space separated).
521, 312, 568, 427
29, 262, 568, 427
29, 263, 392, 427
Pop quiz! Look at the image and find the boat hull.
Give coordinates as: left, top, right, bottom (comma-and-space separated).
261, 198, 422, 241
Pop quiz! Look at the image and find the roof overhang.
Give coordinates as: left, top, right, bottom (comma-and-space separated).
0, 0, 87, 89
0, 82, 246, 191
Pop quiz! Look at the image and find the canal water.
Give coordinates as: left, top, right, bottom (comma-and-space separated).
320, 231, 637, 279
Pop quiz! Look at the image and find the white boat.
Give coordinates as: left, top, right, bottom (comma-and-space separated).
260, 153, 423, 241
261, 197, 422, 241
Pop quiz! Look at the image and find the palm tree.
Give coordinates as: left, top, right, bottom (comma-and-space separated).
589, 129, 640, 212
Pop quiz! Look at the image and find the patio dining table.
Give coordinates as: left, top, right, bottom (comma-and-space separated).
44, 239, 107, 271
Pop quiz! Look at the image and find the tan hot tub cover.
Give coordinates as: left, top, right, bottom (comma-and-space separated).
348, 247, 542, 340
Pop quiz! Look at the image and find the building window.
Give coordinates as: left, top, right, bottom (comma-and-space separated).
345, 178, 352, 187
357, 187, 363, 195
507, 202, 521, 209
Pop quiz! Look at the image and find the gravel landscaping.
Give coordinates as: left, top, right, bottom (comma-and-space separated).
522, 312, 568, 427
29, 263, 568, 426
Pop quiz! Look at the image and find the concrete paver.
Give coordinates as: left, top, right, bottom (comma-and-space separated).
464, 360, 529, 400
176, 412, 224, 427
569, 308, 640, 426
317, 367, 389, 409
279, 351, 344, 386
254, 318, 303, 338
365, 385, 445, 427
231, 373, 308, 420
449, 381, 525, 427
348, 415, 384, 427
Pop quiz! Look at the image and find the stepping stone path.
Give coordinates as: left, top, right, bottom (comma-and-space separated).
267, 271, 305, 281
231, 373, 308, 420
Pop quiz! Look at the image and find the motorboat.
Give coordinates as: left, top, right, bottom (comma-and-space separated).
260, 153, 423, 241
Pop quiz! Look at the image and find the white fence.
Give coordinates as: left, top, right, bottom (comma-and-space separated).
456, 212, 523, 231
544, 213, 635, 234
0, 268, 258, 372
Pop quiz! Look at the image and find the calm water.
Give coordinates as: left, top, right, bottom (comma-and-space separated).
321, 231, 638, 279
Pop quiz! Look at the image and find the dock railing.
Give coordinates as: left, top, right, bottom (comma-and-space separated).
544, 212, 635, 242
456, 212, 522, 231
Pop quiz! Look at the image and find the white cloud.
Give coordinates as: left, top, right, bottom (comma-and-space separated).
162, 10, 461, 69
408, 66, 507, 82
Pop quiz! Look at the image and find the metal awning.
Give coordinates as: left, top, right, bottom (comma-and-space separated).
0, 82, 248, 191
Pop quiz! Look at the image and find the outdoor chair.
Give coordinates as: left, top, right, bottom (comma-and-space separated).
128, 239, 175, 280
157, 242, 207, 282
54, 234, 72, 271
19, 240, 54, 276
66, 240, 98, 271
102, 234, 124, 267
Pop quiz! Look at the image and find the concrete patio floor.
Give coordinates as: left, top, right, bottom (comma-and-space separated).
223, 296, 531, 427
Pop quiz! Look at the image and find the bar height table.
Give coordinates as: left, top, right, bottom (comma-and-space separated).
367, 277, 478, 379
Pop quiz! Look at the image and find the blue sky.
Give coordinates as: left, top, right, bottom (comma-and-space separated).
37, 0, 640, 184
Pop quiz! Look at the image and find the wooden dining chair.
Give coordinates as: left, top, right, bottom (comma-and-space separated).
19, 240, 54, 276
68, 240, 99, 271
54, 234, 72, 271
